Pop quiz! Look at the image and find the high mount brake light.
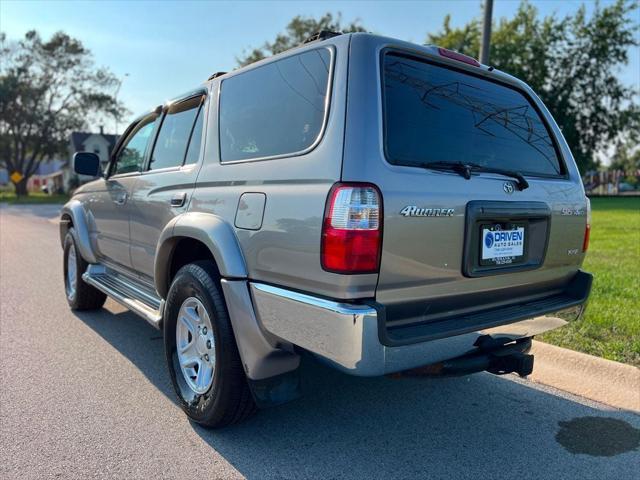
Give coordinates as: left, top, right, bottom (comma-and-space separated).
321, 183, 382, 274
437, 47, 481, 67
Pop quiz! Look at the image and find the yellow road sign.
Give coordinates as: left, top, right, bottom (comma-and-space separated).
10, 171, 24, 184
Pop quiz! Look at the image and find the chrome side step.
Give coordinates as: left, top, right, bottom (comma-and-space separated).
83, 264, 164, 329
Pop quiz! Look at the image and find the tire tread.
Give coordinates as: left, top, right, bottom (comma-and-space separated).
166, 261, 256, 428
64, 229, 106, 311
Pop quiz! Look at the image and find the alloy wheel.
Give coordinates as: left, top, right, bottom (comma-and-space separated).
65, 243, 77, 301
176, 297, 216, 395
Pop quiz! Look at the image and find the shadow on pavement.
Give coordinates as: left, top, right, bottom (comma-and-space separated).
0, 203, 62, 220
74, 304, 640, 480
73, 304, 176, 400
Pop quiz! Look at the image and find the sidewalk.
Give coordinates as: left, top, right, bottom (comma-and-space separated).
531, 341, 640, 412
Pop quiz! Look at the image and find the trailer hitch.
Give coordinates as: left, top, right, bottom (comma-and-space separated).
389, 336, 534, 378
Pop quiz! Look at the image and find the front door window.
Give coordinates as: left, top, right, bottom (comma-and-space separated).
113, 114, 158, 175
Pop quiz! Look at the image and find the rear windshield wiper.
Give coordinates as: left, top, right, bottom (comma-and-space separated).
416, 161, 529, 190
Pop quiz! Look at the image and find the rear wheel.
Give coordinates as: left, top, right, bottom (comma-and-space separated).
63, 229, 106, 310
164, 261, 256, 428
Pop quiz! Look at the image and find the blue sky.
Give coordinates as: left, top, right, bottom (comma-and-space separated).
2, 0, 638, 133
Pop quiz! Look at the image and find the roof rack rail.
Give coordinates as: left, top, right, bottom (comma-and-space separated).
303, 30, 342, 44
207, 71, 227, 81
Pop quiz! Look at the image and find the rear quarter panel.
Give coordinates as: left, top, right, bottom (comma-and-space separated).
189, 35, 378, 299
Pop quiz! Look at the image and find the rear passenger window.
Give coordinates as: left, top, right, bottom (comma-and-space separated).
184, 106, 204, 165
219, 48, 332, 162
149, 96, 203, 171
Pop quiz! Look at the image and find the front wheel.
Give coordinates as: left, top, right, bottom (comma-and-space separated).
63, 229, 106, 310
164, 262, 256, 428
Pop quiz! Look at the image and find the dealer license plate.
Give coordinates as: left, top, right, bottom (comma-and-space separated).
481, 225, 526, 265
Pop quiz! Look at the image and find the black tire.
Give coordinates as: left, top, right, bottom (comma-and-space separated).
63, 228, 107, 310
164, 261, 256, 428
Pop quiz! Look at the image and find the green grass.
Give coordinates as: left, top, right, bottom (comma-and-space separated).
0, 191, 70, 204
540, 197, 640, 366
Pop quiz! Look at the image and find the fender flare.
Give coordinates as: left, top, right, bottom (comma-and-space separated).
155, 214, 299, 394
59, 199, 98, 264
154, 212, 248, 298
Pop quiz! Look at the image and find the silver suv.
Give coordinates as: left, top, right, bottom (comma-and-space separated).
60, 32, 592, 427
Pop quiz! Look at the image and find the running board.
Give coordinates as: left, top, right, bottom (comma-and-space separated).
83, 264, 164, 329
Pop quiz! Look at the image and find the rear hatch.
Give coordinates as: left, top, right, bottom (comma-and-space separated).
342, 37, 589, 338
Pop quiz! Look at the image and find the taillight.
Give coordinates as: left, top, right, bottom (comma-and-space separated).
583, 198, 591, 252
321, 183, 382, 274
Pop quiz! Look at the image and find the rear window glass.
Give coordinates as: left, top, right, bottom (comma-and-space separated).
383, 52, 563, 176
219, 48, 332, 162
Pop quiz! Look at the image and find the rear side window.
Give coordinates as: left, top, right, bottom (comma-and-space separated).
383, 52, 563, 176
149, 96, 203, 171
184, 105, 204, 165
219, 48, 332, 162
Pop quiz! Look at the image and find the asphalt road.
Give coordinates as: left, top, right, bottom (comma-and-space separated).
1, 203, 639, 480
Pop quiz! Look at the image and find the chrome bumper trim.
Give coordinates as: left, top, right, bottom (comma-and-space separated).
250, 282, 572, 377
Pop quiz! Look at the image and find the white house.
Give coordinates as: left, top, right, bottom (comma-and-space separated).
70, 128, 119, 174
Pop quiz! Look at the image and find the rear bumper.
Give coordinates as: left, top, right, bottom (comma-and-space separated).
250, 271, 592, 376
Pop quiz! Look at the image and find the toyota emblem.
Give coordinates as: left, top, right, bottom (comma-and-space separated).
503, 182, 514, 194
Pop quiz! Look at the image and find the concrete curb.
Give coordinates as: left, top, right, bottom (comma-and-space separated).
529, 341, 640, 412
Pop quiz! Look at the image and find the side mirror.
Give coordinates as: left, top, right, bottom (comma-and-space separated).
73, 152, 102, 177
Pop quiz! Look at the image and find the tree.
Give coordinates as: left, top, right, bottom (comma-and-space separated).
428, 0, 640, 172
237, 12, 367, 67
610, 140, 640, 172
609, 140, 640, 187
0, 31, 128, 195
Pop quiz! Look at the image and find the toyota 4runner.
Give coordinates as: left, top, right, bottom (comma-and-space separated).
60, 32, 592, 427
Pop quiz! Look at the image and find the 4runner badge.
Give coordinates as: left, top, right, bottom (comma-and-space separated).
400, 206, 455, 217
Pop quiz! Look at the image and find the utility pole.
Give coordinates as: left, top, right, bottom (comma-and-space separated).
479, 0, 494, 64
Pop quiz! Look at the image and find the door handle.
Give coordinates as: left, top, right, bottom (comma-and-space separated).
171, 192, 187, 207
114, 192, 127, 205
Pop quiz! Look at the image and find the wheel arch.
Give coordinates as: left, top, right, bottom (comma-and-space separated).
59, 199, 97, 264
156, 214, 300, 399
155, 212, 248, 299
